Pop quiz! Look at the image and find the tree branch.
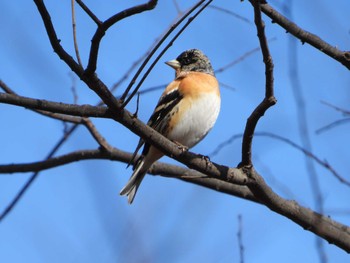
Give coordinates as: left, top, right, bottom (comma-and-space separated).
34, 0, 122, 112
27, 0, 350, 252
0, 148, 257, 203
2, 146, 350, 251
121, 0, 211, 106
246, 167, 350, 253
241, 0, 276, 166
0, 92, 111, 118
75, 0, 102, 26
85, 0, 158, 75
259, 2, 350, 70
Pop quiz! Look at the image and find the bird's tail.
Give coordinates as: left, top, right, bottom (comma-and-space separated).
120, 157, 147, 204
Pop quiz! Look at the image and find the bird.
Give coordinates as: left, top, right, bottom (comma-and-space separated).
120, 49, 221, 204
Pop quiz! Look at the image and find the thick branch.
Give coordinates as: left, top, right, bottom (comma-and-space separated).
0, 148, 256, 203
247, 167, 350, 253
0, 92, 111, 118
2, 147, 350, 251
0, 91, 247, 185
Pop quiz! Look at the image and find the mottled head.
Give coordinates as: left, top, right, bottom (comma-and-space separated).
165, 49, 214, 76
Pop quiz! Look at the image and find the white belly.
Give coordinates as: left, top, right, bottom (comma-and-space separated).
168, 93, 220, 148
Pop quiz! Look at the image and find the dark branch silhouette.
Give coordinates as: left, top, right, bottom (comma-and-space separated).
241, 0, 276, 167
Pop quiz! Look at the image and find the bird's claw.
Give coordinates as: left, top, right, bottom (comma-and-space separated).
199, 154, 211, 169
174, 141, 188, 153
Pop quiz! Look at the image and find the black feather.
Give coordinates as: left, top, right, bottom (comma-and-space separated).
128, 88, 183, 166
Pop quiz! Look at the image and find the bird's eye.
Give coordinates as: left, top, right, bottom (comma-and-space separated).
182, 53, 195, 65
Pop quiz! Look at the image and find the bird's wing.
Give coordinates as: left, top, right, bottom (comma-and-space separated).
128, 82, 183, 166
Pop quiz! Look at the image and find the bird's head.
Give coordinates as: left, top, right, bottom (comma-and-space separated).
165, 49, 214, 76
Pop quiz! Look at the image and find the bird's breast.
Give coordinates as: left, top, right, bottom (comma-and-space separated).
167, 92, 220, 148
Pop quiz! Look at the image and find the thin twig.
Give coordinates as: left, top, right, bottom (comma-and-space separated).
214, 38, 276, 74
255, 132, 350, 187
71, 0, 83, 67
69, 72, 79, 104
122, 0, 214, 107
321, 100, 350, 115
172, 0, 182, 15
0, 124, 78, 222
209, 134, 243, 157
82, 118, 113, 151
120, 0, 206, 104
316, 118, 350, 134
237, 214, 245, 263
209, 5, 252, 25
317, 100, 350, 134
211, 131, 350, 188
76, 0, 102, 26
85, 0, 158, 75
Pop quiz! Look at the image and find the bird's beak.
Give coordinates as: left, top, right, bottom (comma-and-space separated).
165, 59, 181, 70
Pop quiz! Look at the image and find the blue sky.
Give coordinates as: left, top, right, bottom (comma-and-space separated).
1, 0, 350, 262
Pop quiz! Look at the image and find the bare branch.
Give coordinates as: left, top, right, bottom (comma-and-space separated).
316, 118, 350, 135
246, 167, 350, 253
76, 0, 102, 26
214, 38, 276, 74
255, 132, 350, 187
321, 100, 350, 115
85, 0, 158, 75
259, 2, 350, 70
71, 0, 83, 67
0, 148, 258, 205
237, 214, 245, 263
0, 124, 79, 222
34, 0, 126, 110
34, 0, 84, 76
209, 5, 252, 25
241, 0, 276, 166
82, 118, 113, 151
120, 0, 207, 105
0, 92, 110, 118
0, 80, 83, 123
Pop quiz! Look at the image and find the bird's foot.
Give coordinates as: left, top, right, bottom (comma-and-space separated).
173, 141, 188, 153
198, 154, 211, 169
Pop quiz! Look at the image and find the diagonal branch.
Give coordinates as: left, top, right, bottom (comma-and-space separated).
245, 167, 350, 253
121, 0, 211, 106
76, 0, 102, 26
259, 2, 350, 70
119, 0, 206, 102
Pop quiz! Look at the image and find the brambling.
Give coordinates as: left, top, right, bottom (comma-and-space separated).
120, 49, 221, 204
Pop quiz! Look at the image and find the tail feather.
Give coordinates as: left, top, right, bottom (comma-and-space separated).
120, 158, 147, 204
